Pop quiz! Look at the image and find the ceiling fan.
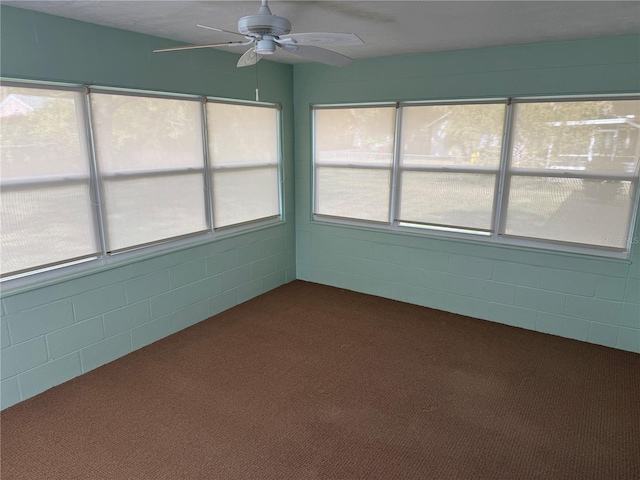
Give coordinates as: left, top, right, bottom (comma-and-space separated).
153, 0, 364, 68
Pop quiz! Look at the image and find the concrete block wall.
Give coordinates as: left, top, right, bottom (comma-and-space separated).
294, 35, 640, 354
1, 224, 295, 409
297, 223, 639, 353
0, 6, 296, 409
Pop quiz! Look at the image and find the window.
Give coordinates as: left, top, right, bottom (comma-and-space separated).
502, 99, 640, 251
398, 103, 505, 232
312, 96, 640, 257
0, 85, 99, 276
206, 102, 280, 228
90, 93, 207, 251
314, 106, 396, 223
0, 80, 282, 282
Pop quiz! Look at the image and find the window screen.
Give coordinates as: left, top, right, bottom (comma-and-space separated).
398, 103, 505, 232
503, 99, 640, 250
0, 86, 99, 276
90, 93, 208, 251
206, 102, 280, 228
314, 106, 396, 223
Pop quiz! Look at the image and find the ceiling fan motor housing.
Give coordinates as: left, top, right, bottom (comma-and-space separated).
238, 14, 292, 37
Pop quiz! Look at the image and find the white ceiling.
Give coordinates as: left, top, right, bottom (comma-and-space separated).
4, 1, 640, 64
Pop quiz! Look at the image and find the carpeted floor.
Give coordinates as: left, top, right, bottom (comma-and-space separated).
1, 280, 639, 479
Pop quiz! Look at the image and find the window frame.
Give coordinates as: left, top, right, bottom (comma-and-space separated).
0, 79, 284, 290
394, 99, 508, 235
0, 82, 102, 276
311, 94, 640, 259
88, 88, 210, 253
205, 97, 283, 230
312, 102, 398, 225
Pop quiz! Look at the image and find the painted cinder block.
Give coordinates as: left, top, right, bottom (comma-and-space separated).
189, 275, 223, 304
149, 287, 190, 319
491, 261, 542, 288
131, 314, 173, 350
239, 279, 264, 303
18, 352, 82, 399
236, 242, 263, 266
620, 303, 640, 329
80, 332, 131, 372
261, 235, 287, 257
284, 248, 296, 269
446, 293, 490, 320
1, 317, 10, 349
47, 316, 104, 359
129, 250, 190, 278
3, 281, 73, 314
312, 233, 374, 260
588, 322, 619, 348
222, 265, 252, 291
263, 269, 287, 292
6, 299, 74, 344
446, 275, 515, 305
172, 299, 209, 332
210, 289, 239, 317
1, 337, 48, 380
329, 271, 375, 296
372, 243, 409, 265
1, 376, 21, 409
447, 255, 493, 279
124, 271, 170, 304
296, 230, 312, 250
564, 296, 623, 324
630, 253, 640, 279
74, 283, 127, 321
368, 279, 405, 303
367, 261, 422, 287
251, 256, 277, 280
536, 312, 590, 341
541, 269, 597, 296
103, 300, 151, 337
71, 266, 132, 295
487, 303, 537, 330
595, 276, 628, 301
287, 264, 297, 282
624, 278, 640, 304
616, 327, 640, 353
408, 248, 449, 273
169, 260, 206, 289
205, 250, 237, 277
514, 286, 566, 314
404, 285, 448, 311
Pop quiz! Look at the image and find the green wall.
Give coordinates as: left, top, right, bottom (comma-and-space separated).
1, 5, 639, 410
294, 35, 640, 354
0, 6, 295, 409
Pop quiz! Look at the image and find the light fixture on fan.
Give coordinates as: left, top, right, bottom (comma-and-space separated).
153, 0, 364, 68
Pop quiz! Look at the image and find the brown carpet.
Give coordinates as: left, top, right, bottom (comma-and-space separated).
1, 280, 639, 480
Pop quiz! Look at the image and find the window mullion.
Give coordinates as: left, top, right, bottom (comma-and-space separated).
83, 89, 109, 259
494, 99, 515, 239
201, 99, 215, 233
389, 103, 402, 225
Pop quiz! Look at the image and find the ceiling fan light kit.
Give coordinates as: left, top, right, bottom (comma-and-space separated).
153, 0, 363, 68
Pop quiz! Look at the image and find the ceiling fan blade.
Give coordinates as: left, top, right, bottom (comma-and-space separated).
280, 44, 353, 67
279, 32, 364, 47
237, 48, 261, 68
196, 24, 246, 38
154, 41, 246, 53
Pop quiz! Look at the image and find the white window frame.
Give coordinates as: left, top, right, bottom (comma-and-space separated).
311, 94, 640, 259
0, 79, 284, 291
205, 97, 283, 230
312, 102, 398, 225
